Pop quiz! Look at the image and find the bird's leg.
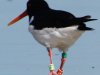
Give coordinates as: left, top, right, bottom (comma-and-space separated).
47, 48, 57, 75
57, 52, 67, 75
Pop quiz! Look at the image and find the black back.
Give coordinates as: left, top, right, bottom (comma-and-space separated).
27, 0, 96, 30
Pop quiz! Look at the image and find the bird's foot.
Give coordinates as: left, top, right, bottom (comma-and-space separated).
49, 70, 58, 75
57, 69, 63, 75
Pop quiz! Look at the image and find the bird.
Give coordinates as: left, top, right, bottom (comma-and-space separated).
8, 0, 97, 75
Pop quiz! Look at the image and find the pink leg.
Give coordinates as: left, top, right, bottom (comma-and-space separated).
57, 52, 67, 75
47, 48, 57, 75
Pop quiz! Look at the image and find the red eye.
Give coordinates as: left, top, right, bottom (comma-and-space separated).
27, 2, 32, 7
28, 4, 32, 7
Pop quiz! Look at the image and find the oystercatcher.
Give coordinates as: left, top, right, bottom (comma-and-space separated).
8, 0, 97, 75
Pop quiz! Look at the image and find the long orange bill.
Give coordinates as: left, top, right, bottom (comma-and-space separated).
8, 10, 28, 26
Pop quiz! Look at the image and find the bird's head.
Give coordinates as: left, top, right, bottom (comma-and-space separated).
27, 0, 49, 15
8, 0, 49, 26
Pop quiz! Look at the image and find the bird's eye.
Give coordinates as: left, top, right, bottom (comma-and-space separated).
28, 3, 32, 7
27, 1, 32, 7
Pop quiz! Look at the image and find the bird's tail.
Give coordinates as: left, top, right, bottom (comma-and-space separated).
76, 15, 97, 23
75, 15, 97, 31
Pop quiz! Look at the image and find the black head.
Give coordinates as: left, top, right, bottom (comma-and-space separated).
27, 0, 49, 16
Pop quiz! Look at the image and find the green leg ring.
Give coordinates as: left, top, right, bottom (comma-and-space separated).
62, 53, 67, 58
49, 64, 55, 71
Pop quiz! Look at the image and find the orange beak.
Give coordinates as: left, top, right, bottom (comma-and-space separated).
8, 10, 28, 26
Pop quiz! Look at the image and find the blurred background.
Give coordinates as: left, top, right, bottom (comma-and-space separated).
0, 0, 100, 75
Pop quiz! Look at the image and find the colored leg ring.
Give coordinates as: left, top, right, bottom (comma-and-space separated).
49, 64, 55, 71
57, 69, 63, 75
62, 53, 67, 58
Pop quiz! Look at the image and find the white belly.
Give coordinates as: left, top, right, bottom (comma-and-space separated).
29, 25, 84, 50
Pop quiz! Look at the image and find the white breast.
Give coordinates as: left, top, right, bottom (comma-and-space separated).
29, 25, 84, 51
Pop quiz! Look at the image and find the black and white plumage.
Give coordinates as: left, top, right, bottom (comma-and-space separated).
27, 0, 96, 51
8, 0, 97, 74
